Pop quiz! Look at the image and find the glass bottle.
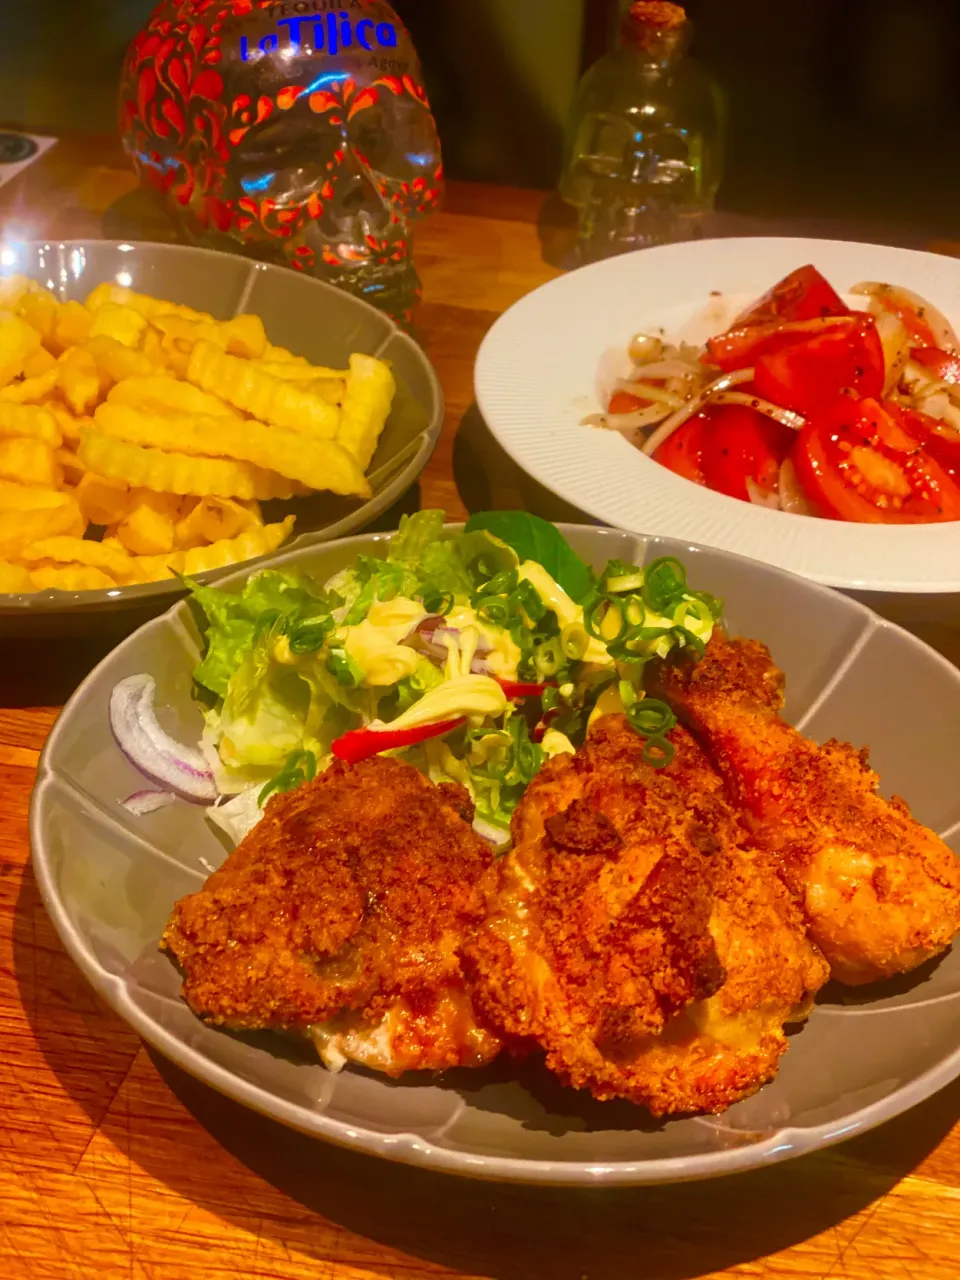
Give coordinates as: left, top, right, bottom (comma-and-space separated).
559, 1, 725, 263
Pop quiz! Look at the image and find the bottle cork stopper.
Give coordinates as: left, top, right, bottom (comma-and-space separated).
621, 2, 688, 53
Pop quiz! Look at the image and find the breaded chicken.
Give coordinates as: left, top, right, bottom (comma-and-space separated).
652, 631, 960, 986
466, 715, 828, 1115
163, 757, 502, 1075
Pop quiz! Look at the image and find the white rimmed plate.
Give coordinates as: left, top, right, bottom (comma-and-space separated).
475, 237, 960, 594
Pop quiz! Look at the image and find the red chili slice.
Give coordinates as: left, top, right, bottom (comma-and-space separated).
332, 718, 465, 764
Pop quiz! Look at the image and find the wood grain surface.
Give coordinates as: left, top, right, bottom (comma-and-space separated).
2, 129, 960, 1280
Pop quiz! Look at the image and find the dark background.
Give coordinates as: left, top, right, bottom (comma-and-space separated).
3, 0, 960, 235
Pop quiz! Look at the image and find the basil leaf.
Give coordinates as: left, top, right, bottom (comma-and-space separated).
464, 512, 595, 603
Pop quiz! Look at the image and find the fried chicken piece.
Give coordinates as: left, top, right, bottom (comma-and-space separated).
466, 715, 828, 1115
651, 631, 960, 986
163, 758, 502, 1075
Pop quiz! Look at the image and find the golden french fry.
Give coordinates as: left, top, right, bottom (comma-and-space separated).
119, 552, 179, 584
0, 276, 41, 311
0, 501, 83, 558
179, 516, 295, 575
57, 346, 104, 415
0, 437, 62, 488
0, 312, 42, 388
174, 496, 262, 549
141, 327, 170, 371
0, 369, 59, 405
84, 334, 155, 383
187, 340, 340, 439
77, 429, 298, 501
257, 360, 349, 383
47, 403, 88, 445
29, 563, 115, 592
92, 404, 370, 497
152, 312, 267, 360
51, 300, 94, 354
22, 347, 57, 377
56, 448, 86, 485
107, 376, 240, 421
0, 560, 34, 592
0, 480, 72, 512
16, 289, 59, 342
114, 497, 177, 555
336, 353, 396, 470
17, 535, 134, 579
89, 302, 148, 349
0, 402, 61, 445
76, 471, 132, 524
86, 283, 212, 325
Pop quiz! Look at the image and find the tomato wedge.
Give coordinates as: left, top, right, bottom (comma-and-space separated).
736, 265, 850, 328
753, 316, 884, 416
793, 397, 960, 523
705, 316, 856, 373
653, 414, 708, 485
699, 404, 794, 502
885, 401, 960, 476
909, 347, 960, 385
608, 390, 646, 414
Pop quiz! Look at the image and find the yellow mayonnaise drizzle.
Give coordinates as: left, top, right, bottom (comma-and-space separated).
339, 596, 425, 687
445, 605, 521, 680
385, 674, 508, 731
516, 561, 613, 666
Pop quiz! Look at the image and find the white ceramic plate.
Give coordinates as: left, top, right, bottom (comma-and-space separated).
475, 237, 960, 594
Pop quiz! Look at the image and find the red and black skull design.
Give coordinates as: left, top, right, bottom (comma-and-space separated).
120, 0, 443, 320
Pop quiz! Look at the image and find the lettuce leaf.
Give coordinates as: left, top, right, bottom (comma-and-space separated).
464, 512, 594, 602
187, 570, 335, 698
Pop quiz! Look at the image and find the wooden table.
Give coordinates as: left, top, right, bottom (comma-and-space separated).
3, 129, 960, 1280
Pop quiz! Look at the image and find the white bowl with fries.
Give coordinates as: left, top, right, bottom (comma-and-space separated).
0, 240, 442, 635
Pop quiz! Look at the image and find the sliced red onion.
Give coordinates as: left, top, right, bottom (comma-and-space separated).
745, 478, 781, 510
708, 391, 806, 431
779, 457, 813, 516
120, 789, 176, 816
110, 674, 217, 803
641, 368, 755, 457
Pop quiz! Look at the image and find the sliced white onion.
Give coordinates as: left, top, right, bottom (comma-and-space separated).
851, 282, 960, 354
612, 379, 684, 408
745, 479, 781, 509
641, 368, 756, 457
917, 393, 960, 432
708, 391, 806, 432
110, 674, 217, 803
583, 405, 672, 432
778, 457, 813, 516
473, 815, 512, 851
623, 358, 701, 380
874, 310, 912, 395
120, 789, 176, 816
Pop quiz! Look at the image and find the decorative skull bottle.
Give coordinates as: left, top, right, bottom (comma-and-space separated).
559, 1, 724, 263
119, 0, 444, 324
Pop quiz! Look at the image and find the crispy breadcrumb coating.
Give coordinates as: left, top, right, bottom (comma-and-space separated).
466, 715, 828, 1115
163, 758, 502, 1074
652, 631, 960, 985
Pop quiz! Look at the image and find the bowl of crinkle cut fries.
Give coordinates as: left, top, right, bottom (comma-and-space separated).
0, 240, 442, 634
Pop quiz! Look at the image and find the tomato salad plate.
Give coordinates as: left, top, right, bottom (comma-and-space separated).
475, 238, 960, 594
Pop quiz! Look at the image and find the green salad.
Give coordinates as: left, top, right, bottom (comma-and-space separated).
182, 511, 722, 847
